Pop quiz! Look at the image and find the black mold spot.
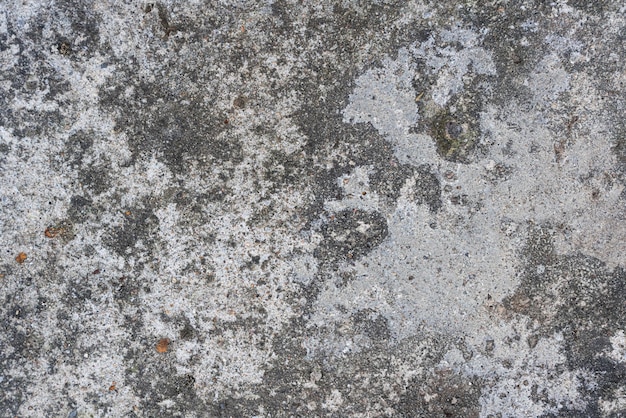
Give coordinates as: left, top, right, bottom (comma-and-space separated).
0, 374, 26, 416
398, 370, 482, 418
102, 80, 240, 174
611, 123, 626, 175
67, 195, 94, 223
270, 0, 294, 33
1, 296, 45, 362
316, 209, 388, 263
484, 162, 513, 183
53, 0, 102, 59
412, 165, 442, 212
505, 227, 626, 413
263, 150, 305, 190
0, 143, 9, 154
522, 224, 557, 270
567, 0, 610, 14
389, 24, 432, 53
64, 131, 94, 169
352, 309, 391, 343
329, 1, 406, 42
369, 162, 414, 205
179, 322, 196, 340
123, 347, 207, 416
46, 76, 72, 99
166, 187, 228, 228
106, 204, 159, 257
295, 105, 405, 226
65, 280, 92, 303
79, 163, 112, 195
112, 276, 142, 306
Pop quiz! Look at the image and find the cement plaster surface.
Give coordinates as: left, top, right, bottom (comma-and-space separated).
1, 1, 625, 417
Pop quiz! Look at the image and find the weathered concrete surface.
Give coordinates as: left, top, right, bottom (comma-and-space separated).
1, 1, 625, 416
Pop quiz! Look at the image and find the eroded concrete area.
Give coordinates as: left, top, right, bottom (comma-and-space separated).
1, 1, 625, 417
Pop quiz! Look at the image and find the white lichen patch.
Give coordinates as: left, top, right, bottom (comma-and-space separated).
311, 19, 626, 416
455, 320, 593, 417
343, 48, 419, 140
409, 24, 496, 107
336, 26, 624, 337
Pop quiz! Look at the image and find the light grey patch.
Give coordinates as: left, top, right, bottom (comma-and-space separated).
343, 25, 496, 165
308, 199, 520, 357
343, 48, 419, 141
524, 53, 570, 106
409, 24, 496, 107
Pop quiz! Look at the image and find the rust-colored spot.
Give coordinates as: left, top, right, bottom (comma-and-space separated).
15, 252, 27, 264
124, 210, 132, 216
44, 227, 63, 238
109, 382, 117, 391
156, 338, 170, 353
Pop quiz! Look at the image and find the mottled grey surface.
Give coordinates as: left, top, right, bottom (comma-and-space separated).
1, 1, 625, 417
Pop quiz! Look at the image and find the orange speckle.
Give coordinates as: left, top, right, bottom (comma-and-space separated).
45, 226, 65, 238
156, 338, 170, 353
124, 210, 132, 216
15, 252, 27, 264
109, 382, 117, 391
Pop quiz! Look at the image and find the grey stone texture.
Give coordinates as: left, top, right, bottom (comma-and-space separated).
1, 0, 625, 417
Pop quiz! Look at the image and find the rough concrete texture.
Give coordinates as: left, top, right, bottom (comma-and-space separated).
1, 0, 625, 417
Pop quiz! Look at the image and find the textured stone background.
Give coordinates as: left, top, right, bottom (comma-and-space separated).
1, 1, 625, 417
